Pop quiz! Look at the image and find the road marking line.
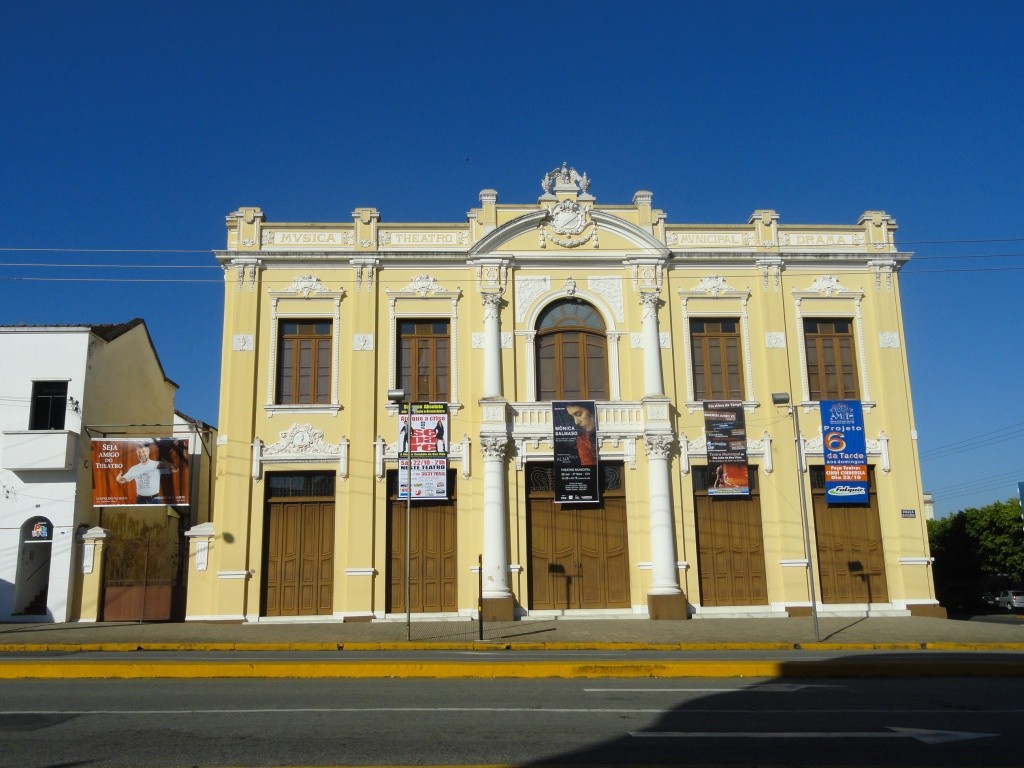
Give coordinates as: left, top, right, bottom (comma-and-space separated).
585, 684, 837, 692
631, 727, 997, 744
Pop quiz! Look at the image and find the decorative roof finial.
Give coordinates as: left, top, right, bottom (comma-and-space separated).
539, 163, 594, 201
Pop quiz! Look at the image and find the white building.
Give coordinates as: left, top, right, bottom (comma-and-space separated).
0, 320, 179, 622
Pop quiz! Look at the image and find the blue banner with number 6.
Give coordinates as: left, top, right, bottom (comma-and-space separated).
819, 400, 868, 504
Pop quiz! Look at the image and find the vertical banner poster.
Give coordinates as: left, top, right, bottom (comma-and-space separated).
91, 438, 190, 507
397, 403, 449, 500
703, 401, 750, 496
820, 399, 869, 504
552, 400, 600, 503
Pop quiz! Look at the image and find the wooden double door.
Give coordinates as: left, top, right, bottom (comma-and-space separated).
811, 468, 888, 604
693, 467, 769, 607
528, 464, 630, 610
262, 500, 334, 616
388, 498, 458, 613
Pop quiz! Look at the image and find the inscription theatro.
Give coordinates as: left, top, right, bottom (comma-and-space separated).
384, 232, 465, 245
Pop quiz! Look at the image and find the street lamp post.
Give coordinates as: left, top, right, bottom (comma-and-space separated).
387, 388, 413, 641
772, 392, 821, 641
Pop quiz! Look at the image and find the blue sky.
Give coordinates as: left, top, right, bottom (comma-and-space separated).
2, 2, 1022, 517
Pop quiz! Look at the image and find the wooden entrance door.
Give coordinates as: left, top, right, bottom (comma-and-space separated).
693, 467, 768, 607
388, 499, 458, 613
527, 463, 629, 610
263, 501, 334, 616
811, 467, 889, 604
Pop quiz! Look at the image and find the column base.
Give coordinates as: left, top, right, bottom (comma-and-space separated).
480, 595, 516, 622
648, 592, 688, 620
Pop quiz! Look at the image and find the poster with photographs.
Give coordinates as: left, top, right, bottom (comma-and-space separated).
91, 438, 190, 507
552, 400, 600, 503
397, 402, 449, 500
703, 401, 749, 496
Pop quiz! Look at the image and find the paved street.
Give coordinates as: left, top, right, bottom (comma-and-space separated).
2, 676, 1022, 767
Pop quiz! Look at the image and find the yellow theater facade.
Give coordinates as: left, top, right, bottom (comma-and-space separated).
185, 165, 939, 622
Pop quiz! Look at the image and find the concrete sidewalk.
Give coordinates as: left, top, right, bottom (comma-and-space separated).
2, 614, 1023, 651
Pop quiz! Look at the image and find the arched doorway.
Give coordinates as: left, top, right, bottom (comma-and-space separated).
13, 517, 53, 616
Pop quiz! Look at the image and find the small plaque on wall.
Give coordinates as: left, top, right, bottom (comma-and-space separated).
232, 334, 254, 351
901, 509, 916, 518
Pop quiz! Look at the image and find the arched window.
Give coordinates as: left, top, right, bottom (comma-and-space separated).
535, 299, 608, 401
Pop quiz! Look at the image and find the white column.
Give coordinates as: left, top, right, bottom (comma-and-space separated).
640, 292, 665, 397
645, 434, 682, 595
479, 434, 511, 599
482, 292, 503, 398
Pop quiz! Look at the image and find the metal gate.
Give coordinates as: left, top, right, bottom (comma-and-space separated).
102, 511, 185, 621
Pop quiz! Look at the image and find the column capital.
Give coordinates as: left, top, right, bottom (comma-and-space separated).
479, 433, 509, 460
638, 290, 661, 318
644, 433, 675, 460
481, 291, 504, 321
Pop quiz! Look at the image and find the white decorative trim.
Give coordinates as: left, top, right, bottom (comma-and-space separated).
636, 561, 690, 571
683, 432, 769, 465
629, 332, 670, 349
266, 278, 344, 409
898, 557, 934, 566
588, 276, 624, 322
805, 275, 852, 296
765, 331, 786, 349
81, 542, 95, 574
195, 540, 209, 571
281, 274, 330, 297
472, 331, 512, 349
217, 570, 251, 580
352, 333, 374, 350
780, 559, 809, 567
263, 423, 342, 457
386, 275, 463, 300
253, 425, 346, 480
514, 276, 551, 322
338, 437, 350, 479
761, 432, 774, 474
692, 275, 737, 296
386, 276, 463, 410
678, 281, 754, 404
345, 568, 378, 576
792, 278, 870, 405
185, 522, 215, 571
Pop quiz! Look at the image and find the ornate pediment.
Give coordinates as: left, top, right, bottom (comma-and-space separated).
540, 198, 598, 248
285, 274, 328, 297
693, 276, 737, 296
263, 423, 341, 459
806, 275, 852, 296
385, 274, 462, 301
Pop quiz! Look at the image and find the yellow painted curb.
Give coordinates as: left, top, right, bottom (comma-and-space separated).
3, 658, 1024, 679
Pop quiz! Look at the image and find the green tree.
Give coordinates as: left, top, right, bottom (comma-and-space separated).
927, 498, 1024, 611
